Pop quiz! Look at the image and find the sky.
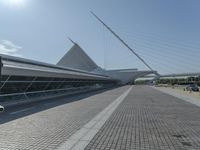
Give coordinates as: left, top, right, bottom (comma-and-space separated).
0, 0, 200, 74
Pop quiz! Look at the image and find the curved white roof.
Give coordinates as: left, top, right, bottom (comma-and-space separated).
0, 54, 113, 81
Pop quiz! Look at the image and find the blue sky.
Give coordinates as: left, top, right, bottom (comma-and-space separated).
0, 0, 200, 74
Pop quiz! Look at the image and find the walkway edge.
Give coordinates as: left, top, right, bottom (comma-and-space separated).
56, 86, 133, 150
151, 86, 200, 107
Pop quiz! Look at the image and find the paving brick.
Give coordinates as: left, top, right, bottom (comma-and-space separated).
0, 86, 128, 150
85, 86, 200, 150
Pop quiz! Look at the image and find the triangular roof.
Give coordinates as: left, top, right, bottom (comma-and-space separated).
57, 44, 98, 72
57, 43, 156, 84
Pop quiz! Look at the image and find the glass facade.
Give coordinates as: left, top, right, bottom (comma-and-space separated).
0, 75, 116, 103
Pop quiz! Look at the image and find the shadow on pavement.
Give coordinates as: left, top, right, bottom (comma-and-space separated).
0, 86, 119, 124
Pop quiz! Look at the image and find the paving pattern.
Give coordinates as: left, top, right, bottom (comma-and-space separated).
0, 86, 129, 150
85, 86, 200, 150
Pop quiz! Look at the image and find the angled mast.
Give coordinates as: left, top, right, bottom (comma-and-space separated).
91, 11, 159, 76
68, 37, 76, 45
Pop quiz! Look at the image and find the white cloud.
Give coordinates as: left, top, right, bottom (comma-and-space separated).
0, 40, 23, 57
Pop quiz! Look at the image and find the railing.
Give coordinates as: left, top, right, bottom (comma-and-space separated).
0, 85, 103, 104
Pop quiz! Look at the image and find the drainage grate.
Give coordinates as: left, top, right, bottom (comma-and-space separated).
182, 142, 192, 147
172, 134, 186, 138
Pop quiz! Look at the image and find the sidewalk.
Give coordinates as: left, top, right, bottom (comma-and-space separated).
154, 86, 200, 107
83, 86, 200, 150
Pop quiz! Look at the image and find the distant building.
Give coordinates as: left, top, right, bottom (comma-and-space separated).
0, 43, 154, 102
57, 43, 155, 84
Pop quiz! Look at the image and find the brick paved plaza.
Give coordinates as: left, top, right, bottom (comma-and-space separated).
0, 86, 200, 150
85, 86, 200, 150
